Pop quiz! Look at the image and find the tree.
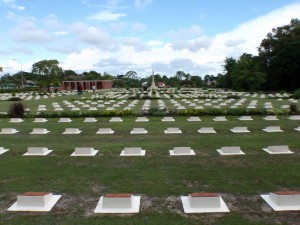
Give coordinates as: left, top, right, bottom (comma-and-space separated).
222, 57, 237, 88
231, 54, 266, 91
0, 66, 3, 73
32, 59, 62, 91
125, 71, 138, 79
175, 71, 186, 80
258, 18, 300, 91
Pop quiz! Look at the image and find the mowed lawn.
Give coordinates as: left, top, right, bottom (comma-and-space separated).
0, 115, 300, 224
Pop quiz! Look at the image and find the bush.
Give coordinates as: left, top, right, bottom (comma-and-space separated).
8, 97, 22, 101
293, 88, 300, 99
8, 102, 25, 118
289, 103, 299, 114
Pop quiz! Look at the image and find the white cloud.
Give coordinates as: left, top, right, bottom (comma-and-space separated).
131, 22, 146, 32
10, 20, 52, 43
0, 0, 25, 10
134, 0, 152, 9
53, 31, 68, 36
89, 10, 126, 22
171, 37, 212, 52
121, 37, 150, 52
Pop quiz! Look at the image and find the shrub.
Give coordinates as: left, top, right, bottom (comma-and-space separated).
8, 102, 25, 118
289, 103, 299, 115
293, 88, 300, 99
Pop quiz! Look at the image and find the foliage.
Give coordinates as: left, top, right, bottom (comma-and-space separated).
289, 103, 299, 115
293, 88, 300, 99
8, 102, 26, 118
8, 97, 22, 101
258, 18, 300, 91
31, 59, 62, 91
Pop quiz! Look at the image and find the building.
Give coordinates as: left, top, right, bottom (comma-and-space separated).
62, 80, 113, 91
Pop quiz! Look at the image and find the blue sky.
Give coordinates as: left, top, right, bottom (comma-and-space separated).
0, 0, 300, 77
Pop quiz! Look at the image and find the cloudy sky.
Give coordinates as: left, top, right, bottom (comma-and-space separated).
0, 0, 300, 77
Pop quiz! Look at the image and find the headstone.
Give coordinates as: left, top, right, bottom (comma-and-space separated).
161, 117, 175, 122
262, 126, 283, 132
109, 117, 123, 122
30, 128, 50, 134
0, 128, 19, 134
263, 116, 278, 121
71, 147, 98, 156
135, 117, 149, 122
62, 128, 82, 134
120, 147, 146, 156
198, 127, 216, 134
58, 118, 72, 122
217, 146, 245, 155
213, 116, 227, 121
262, 145, 293, 154
94, 193, 141, 213
96, 128, 114, 134
83, 117, 97, 122
261, 191, 300, 211
238, 116, 253, 121
164, 128, 182, 134
33, 118, 48, 123
169, 147, 196, 156
181, 193, 230, 213
230, 127, 250, 133
23, 147, 53, 156
9, 118, 23, 123
187, 117, 201, 122
0, 147, 9, 155
130, 128, 148, 134
7, 192, 61, 212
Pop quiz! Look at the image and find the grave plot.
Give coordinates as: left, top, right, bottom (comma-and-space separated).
109, 117, 123, 122
295, 127, 300, 132
94, 193, 141, 213
261, 191, 300, 211
217, 146, 245, 155
120, 147, 146, 156
198, 127, 216, 134
289, 115, 300, 120
62, 128, 82, 134
162, 117, 175, 122
9, 118, 23, 123
96, 128, 115, 134
33, 118, 48, 123
263, 115, 279, 121
262, 145, 293, 154
58, 118, 72, 122
262, 126, 283, 132
238, 116, 253, 121
83, 117, 97, 122
164, 127, 182, 134
213, 116, 227, 121
23, 147, 53, 156
130, 128, 148, 134
0, 128, 19, 134
135, 117, 149, 122
0, 146, 9, 155
71, 147, 99, 156
30, 128, 50, 134
187, 116, 201, 122
169, 147, 196, 156
8, 192, 61, 212
181, 193, 230, 213
230, 127, 250, 133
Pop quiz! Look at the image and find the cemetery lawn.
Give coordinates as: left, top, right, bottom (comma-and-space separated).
0, 116, 300, 224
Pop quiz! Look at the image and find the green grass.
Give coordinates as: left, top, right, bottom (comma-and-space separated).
0, 114, 300, 224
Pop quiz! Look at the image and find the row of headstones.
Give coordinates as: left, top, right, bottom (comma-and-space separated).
6, 191, 300, 213
2, 126, 300, 134
0, 145, 294, 156
5, 115, 300, 123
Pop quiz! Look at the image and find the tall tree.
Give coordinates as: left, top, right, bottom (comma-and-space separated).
258, 18, 300, 91
222, 57, 237, 88
32, 59, 62, 91
231, 53, 266, 91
